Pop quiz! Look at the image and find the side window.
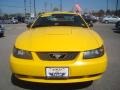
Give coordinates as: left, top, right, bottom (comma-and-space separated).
32, 17, 42, 27
113, 16, 117, 18
74, 16, 87, 27
32, 17, 53, 27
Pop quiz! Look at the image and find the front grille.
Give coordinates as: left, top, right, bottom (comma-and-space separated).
36, 52, 79, 61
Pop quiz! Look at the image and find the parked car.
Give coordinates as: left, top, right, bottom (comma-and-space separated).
82, 14, 97, 23
11, 19, 18, 24
10, 17, 19, 24
90, 15, 98, 23
25, 17, 35, 24
17, 16, 25, 23
102, 16, 120, 24
2, 19, 12, 24
82, 16, 93, 27
115, 21, 120, 30
10, 12, 107, 83
0, 24, 5, 37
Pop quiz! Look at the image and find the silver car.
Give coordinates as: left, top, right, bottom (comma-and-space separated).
102, 16, 120, 24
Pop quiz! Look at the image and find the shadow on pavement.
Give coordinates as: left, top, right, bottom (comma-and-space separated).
11, 75, 93, 90
112, 28, 120, 33
0, 35, 5, 38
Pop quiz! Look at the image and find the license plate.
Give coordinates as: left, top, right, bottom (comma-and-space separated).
46, 67, 69, 78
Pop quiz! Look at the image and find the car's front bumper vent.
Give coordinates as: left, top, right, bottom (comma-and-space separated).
36, 52, 79, 61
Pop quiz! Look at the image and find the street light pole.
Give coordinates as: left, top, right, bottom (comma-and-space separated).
60, 0, 62, 11
116, 0, 118, 16
106, 0, 108, 15
44, 2, 47, 12
34, 0, 36, 17
29, 0, 31, 16
50, 3, 53, 11
24, 0, 26, 18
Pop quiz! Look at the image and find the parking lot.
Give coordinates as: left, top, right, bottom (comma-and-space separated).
0, 23, 120, 90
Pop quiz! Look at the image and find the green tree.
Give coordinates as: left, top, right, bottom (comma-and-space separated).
98, 9, 105, 16
106, 9, 111, 15
0, 9, 3, 16
53, 7, 59, 11
3, 14, 9, 19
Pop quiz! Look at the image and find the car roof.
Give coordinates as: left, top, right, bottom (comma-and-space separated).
40, 11, 78, 17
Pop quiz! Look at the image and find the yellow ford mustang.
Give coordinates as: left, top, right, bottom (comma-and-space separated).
10, 12, 107, 83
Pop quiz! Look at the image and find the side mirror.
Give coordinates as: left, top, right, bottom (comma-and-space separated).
26, 23, 32, 28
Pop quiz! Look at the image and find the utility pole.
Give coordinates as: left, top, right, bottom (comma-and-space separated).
60, 0, 62, 11
24, 0, 26, 18
34, 0, 36, 17
44, 2, 47, 12
29, 0, 31, 16
50, 3, 53, 11
116, 0, 118, 16
106, 0, 108, 15
107, 0, 108, 11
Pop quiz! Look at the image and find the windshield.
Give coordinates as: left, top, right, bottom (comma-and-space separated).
32, 14, 88, 28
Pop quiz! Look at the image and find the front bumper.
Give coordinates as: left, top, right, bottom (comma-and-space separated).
10, 52, 107, 83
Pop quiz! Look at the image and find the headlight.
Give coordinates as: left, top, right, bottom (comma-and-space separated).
13, 47, 33, 59
83, 46, 104, 59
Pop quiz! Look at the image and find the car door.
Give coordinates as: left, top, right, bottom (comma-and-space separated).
112, 16, 119, 23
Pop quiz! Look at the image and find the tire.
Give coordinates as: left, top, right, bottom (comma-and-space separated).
0, 33, 4, 37
105, 20, 109, 24
11, 74, 24, 86
117, 23, 120, 29
116, 22, 120, 29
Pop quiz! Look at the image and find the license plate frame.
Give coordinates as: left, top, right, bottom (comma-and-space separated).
46, 67, 69, 78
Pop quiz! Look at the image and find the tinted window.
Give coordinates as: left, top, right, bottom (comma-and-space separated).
32, 14, 87, 28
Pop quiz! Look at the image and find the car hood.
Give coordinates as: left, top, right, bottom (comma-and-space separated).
15, 26, 103, 51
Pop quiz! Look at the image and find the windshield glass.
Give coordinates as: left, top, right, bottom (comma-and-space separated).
32, 14, 87, 28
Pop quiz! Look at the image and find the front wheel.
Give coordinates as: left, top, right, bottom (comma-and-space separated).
105, 20, 109, 24
0, 33, 4, 37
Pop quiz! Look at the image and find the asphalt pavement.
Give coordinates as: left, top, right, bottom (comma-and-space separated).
0, 23, 120, 90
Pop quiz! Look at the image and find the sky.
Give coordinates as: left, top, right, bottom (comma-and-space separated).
0, 0, 119, 14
